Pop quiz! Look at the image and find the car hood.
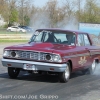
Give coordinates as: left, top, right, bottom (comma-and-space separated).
4, 42, 76, 53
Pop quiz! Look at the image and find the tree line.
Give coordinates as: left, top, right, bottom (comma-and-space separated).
0, 0, 100, 28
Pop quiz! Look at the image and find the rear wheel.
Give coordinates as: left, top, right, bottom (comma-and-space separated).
59, 63, 71, 83
88, 60, 96, 74
20, 30, 23, 33
8, 67, 20, 79
82, 60, 97, 75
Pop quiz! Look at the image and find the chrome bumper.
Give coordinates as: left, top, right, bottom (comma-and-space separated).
2, 58, 67, 72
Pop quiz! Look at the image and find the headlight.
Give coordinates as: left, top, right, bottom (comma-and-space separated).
53, 54, 62, 62
45, 54, 62, 62
3, 50, 19, 58
10, 51, 19, 58
3, 50, 10, 57
45, 54, 52, 61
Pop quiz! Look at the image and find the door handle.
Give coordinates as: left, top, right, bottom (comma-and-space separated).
85, 48, 88, 50
85, 48, 92, 56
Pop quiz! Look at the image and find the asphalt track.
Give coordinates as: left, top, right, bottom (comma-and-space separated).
0, 44, 100, 100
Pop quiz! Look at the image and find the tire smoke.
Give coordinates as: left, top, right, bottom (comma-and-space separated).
29, 11, 79, 31
93, 63, 100, 75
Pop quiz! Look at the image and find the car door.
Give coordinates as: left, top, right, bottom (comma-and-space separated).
12, 26, 17, 32
11, 26, 15, 31
76, 33, 91, 69
83, 34, 93, 65
16, 27, 20, 32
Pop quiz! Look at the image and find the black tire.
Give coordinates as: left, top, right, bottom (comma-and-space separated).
7, 29, 11, 32
20, 30, 23, 33
59, 62, 71, 83
38, 71, 43, 75
82, 69, 88, 75
8, 67, 20, 79
82, 60, 97, 75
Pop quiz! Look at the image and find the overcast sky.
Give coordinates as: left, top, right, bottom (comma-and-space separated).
34, 0, 48, 7
33, 0, 63, 7
33, 0, 86, 9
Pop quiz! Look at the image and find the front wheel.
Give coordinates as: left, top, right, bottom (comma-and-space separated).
8, 67, 20, 79
59, 63, 71, 83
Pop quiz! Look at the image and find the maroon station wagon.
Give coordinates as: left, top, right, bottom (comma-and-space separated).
2, 29, 100, 83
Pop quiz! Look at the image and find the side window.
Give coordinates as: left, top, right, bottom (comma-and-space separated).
77, 34, 84, 46
54, 33, 67, 42
83, 34, 90, 46
13, 27, 17, 29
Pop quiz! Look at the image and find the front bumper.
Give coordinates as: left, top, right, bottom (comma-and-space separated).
2, 58, 67, 72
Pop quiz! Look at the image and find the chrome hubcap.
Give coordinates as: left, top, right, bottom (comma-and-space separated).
92, 60, 96, 71
65, 65, 70, 79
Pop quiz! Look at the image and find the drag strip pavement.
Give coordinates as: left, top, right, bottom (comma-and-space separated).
0, 57, 100, 100
0, 54, 1, 56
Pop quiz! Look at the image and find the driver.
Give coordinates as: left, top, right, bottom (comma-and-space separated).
66, 34, 72, 45
46, 33, 54, 43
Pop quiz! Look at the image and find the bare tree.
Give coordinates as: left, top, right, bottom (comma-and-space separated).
0, 0, 9, 23
18, 0, 32, 25
0, 0, 18, 25
62, 0, 76, 19
8, 0, 18, 25
0, 0, 5, 14
79, 0, 100, 23
44, 0, 67, 28
45, 0, 58, 27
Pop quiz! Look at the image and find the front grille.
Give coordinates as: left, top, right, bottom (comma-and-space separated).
17, 51, 46, 61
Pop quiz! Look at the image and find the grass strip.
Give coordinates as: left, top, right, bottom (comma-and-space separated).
0, 39, 28, 43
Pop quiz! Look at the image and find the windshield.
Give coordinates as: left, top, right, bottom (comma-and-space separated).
30, 30, 76, 45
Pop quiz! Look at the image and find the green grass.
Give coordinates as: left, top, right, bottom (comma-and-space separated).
0, 29, 26, 34
0, 29, 31, 43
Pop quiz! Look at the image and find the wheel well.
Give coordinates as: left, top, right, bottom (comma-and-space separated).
68, 60, 73, 72
95, 59, 99, 63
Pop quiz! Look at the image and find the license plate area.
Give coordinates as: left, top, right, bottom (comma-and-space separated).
23, 64, 36, 70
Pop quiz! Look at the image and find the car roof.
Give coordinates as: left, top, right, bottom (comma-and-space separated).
36, 28, 88, 35
11, 26, 18, 27
10, 26, 19, 27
